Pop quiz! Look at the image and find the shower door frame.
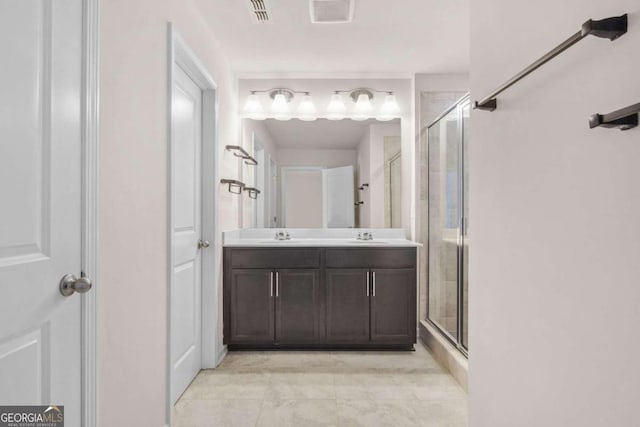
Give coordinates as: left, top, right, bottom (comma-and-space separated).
425, 94, 470, 357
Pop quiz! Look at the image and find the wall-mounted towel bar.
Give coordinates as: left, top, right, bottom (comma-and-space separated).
244, 187, 261, 199
220, 179, 245, 194
225, 145, 258, 165
474, 14, 628, 111
589, 102, 639, 131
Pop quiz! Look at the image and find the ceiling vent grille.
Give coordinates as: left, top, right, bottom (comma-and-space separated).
247, 0, 272, 23
310, 0, 354, 24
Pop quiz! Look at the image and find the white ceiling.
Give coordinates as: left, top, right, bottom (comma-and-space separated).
194, 0, 469, 76
260, 118, 399, 149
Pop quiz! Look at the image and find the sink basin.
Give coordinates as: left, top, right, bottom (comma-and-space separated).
350, 240, 389, 244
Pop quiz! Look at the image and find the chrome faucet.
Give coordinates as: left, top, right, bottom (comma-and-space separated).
275, 231, 291, 241
357, 231, 373, 241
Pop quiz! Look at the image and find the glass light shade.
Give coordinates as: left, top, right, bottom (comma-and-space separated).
377, 94, 401, 121
326, 93, 347, 120
271, 93, 291, 121
297, 94, 317, 121
242, 93, 266, 120
353, 93, 373, 121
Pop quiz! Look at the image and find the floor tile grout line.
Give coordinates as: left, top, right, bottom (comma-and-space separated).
254, 390, 267, 427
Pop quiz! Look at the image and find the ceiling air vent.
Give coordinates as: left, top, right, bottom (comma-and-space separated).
247, 0, 272, 23
310, 0, 354, 24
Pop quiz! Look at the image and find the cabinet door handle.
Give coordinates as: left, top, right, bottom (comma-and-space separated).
366, 271, 370, 296
270, 271, 274, 297
275, 271, 279, 297
372, 271, 376, 297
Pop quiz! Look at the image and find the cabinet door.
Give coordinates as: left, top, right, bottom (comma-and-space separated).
370, 268, 416, 343
229, 269, 274, 344
275, 269, 322, 343
326, 268, 370, 343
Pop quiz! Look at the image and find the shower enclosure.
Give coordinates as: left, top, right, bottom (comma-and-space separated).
425, 94, 470, 354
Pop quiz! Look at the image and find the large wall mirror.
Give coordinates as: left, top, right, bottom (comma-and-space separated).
243, 118, 402, 229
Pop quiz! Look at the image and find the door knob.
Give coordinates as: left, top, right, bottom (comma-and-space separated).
198, 239, 210, 249
59, 273, 93, 297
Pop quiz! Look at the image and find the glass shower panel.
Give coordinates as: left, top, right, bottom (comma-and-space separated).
427, 109, 460, 339
461, 102, 470, 349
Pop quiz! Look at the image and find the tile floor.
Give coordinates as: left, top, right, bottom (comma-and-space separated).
173, 341, 467, 427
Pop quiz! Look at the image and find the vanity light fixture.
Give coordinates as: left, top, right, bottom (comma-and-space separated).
326, 92, 347, 120
243, 92, 267, 120
270, 89, 293, 121
351, 89, 374, 121
242, 88, 317, 121
332, 88, 401, 121
297, 94, 318, 121
242, 87, 400, 121
377, 93, 401, 121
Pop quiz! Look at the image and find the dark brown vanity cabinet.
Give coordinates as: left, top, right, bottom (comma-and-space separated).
275, 269, 322, 343
325, 268, 371, 343
369, 268, 416, 343
224, 247, 416, 349
228, 269, 274, 344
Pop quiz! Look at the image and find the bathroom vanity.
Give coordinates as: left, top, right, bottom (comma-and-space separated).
222, 229, 419, 350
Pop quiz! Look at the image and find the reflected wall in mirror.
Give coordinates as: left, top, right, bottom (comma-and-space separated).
242, 118, 402, 228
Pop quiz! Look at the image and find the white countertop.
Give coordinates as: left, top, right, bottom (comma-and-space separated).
223, 228, 422, 248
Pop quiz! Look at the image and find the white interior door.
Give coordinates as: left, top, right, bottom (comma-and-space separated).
171, 65, 203, 403
323, 166, 355, 228
0, 0, 85, 424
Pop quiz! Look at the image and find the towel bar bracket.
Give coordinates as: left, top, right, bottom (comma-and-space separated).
581, 15, 628, 41
589, 103, 640, 131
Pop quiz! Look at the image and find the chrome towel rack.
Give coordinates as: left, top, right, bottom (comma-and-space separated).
474, 14, 628, 111
589, 102, 639, 131
225, 145, 258, 166
220, 179, 245, 194
244, 187, 261, 199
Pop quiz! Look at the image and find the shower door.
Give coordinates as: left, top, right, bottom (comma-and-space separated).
426, 95, 470, 353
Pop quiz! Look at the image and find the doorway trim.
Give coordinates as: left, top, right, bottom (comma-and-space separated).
166, 24, 219, 425
81, 0, 99, 426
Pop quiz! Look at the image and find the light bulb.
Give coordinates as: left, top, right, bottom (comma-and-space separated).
377, 93, 400, 121
326, 93, 346, 120
271, 93, 291, 121
353, 93, 373, 121
297, 94, 317, 121
242, 93, 266, 120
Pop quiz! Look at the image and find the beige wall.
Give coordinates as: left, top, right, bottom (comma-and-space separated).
99, 0, 239, 425
470, 1, 640, 426
277, 148, 357, 168
282, 170, 324, 228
